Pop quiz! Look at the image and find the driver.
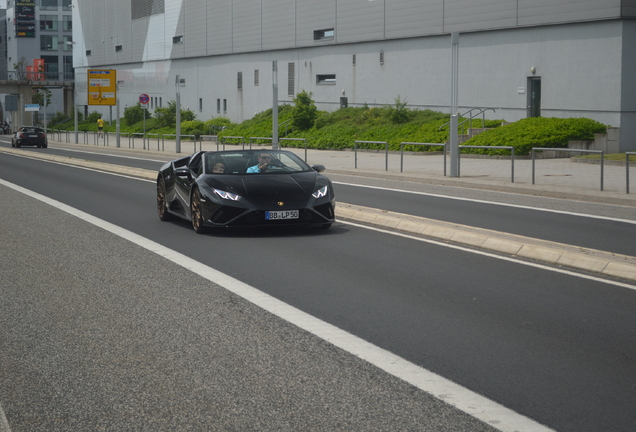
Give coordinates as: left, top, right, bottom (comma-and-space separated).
247, 153, 272, 173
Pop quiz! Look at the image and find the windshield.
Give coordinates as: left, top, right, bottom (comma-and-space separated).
203, 150, 311, 175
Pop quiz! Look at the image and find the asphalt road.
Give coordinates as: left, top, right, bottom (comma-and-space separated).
1, 148, 636, 431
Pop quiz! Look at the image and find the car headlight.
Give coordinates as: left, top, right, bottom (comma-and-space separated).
214, 189, 242, 201
312, 186, 328, 198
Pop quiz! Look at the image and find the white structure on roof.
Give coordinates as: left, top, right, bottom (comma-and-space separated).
73, 0, 636, 151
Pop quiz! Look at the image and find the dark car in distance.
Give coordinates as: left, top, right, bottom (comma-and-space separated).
157, 149, 336, 232
12, 127, 48, 148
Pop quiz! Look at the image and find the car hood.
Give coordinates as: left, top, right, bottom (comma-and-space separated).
202, 172, 322, 200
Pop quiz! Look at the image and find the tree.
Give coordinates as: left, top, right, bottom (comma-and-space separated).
290, 90, 317, 131
154, 100, 195, 127
12, 57, 27, 81
32, 88, 52, 108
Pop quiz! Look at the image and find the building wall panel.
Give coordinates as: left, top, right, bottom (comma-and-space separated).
262, 0, 296, 50
169, 0, 185, 58
336, 0, 385, 43
385, 0, 444, 39
232, 0, 262, 53
518, 0, 621, 26
296, 0, 335, 46
444, 0, 517, 33
207, 1, 233, 55
184, 0, 208, 57
623, 0, 636, 16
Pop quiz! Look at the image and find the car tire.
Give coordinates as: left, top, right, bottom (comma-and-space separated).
157, 178, 175, 221
15, 143, 21, 148
191, 189, 207, 234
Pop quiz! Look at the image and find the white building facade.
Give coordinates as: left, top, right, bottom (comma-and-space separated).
73, 0, 636, 151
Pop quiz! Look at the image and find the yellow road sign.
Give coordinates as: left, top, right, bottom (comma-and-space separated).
88, 69, 117, 106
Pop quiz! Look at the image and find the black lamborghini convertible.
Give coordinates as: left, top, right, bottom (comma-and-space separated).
156, 149, 335, 232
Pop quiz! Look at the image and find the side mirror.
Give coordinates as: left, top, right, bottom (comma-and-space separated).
174, 167, 191, 179
311, 164, 326, 173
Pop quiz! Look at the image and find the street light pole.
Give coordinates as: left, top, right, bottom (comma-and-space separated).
176, 75, 181, 153
272, 61, 279, 150
449, 32, 460, 177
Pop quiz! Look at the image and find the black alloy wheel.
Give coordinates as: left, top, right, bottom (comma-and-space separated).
157, 178, 174, 221
191, 189, 206, 234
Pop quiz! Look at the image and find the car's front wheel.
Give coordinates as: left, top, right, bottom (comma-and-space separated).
157, 178, 175, 221
191, 189, 207, 234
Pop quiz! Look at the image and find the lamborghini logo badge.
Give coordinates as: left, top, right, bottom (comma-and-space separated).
278, 202, 284, 206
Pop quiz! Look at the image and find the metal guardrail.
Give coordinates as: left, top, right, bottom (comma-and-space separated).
200, 135, 219, 151
354, 141, 388, 171
532, 148, 604, 191
627, 152, 636, 194
400, 142, 446, 175
459, 145, 515, 183
221, 136, 245, 150
249, 137, 273, 150
280, 138, 308, 161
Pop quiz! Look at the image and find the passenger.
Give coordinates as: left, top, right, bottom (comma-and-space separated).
212, 162, 226, 174
247, 153, 271, 173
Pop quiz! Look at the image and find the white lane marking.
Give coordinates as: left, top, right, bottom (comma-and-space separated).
340, 220, 636, 292
0, 177, 555, 432
333, 181, 636, 225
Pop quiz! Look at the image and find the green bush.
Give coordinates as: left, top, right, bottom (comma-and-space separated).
154, 100, 196, 128
463, 117, 607, 155
124, 103, 151, 125
290, 90, 318, 131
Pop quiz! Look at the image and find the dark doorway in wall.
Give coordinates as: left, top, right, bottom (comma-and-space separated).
527, 77, 541, 117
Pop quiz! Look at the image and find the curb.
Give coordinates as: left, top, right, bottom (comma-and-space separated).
336, 203, 636, 283
3, 146, 636, 283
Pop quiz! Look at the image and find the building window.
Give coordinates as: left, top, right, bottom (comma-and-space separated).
40, 15, 58, 31
40, 35, 58, 51
63, 15, 72, 32
63, 55, 73, 79
313, 28, 334, 41
173, 35, 183, 44
237, 72, 242, 91
217, 99, 220, 113
254, 69, 259, 86
223, 99, 227, 113
380, 51, 384, 65
86, 50, 91, 56
353, 54, 356, 66
115, 45, 122, 52
316, 74, 336, 85
62, 0, 71, 10
40, 0, 58, 10
159, 97, 162, 107
42, 55, 58, 80
62, 35, 72, 51
288, 63, 295, 96
199, 98, 203, 112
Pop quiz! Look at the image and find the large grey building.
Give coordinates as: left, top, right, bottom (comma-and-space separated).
73, 0, 636, 151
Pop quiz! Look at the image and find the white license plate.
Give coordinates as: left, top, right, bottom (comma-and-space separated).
28, 135, 38, 138
265, 210, 299, 220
